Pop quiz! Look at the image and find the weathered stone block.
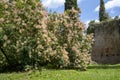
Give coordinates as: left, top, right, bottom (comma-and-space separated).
91, 19, 120, 64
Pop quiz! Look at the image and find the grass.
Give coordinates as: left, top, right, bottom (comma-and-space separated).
0, 64, 120, 80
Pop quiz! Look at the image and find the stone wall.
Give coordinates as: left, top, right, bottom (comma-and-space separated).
91, 19, 120, 64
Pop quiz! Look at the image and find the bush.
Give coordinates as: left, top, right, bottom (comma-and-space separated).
0, 0, 48, 70
47, 9, 93, 70
0, 0, 93, 71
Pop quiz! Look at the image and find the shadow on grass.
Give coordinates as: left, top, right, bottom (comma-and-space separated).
88, 64, 120, 69
1, 64, 120, 73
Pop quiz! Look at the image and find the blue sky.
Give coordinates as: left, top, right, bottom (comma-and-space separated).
41, 0, 120, 27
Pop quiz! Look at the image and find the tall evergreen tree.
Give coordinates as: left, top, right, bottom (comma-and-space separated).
64, 0, 81, 19
99, 0, 110, 21
65, 0, 78, 11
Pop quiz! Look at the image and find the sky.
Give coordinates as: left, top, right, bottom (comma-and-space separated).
41, 0, 120, 28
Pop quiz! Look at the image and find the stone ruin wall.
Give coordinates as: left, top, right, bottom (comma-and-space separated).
91, 19, 120, 64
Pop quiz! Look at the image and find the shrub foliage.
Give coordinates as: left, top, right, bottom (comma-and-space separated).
0, 0, 93, 71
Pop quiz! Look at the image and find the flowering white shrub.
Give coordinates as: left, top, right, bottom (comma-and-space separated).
0, 0, 93, 71
47, 9, 93, 70
0, 0, 49, 70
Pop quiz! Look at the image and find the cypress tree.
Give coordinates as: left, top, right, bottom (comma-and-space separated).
65, 0, 78, 11
99, 0, 110, 21
64, 0, 81, 19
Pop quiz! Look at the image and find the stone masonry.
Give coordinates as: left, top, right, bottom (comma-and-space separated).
91, 19, 120, 64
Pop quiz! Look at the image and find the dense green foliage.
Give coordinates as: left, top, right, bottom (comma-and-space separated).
65, 0, 78, 11
0, 0, 93, 71
114, 16, 120, 20
87, 20, 95, 34
0, 64, 120, 80
99, 0, 110, 21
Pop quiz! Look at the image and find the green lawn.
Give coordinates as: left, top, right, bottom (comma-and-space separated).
0, 64, 120, 80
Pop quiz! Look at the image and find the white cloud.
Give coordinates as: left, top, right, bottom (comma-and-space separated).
41, 0, 82, 9
84, 20, 90, 29
77, 0, 82, 4
112, 15, 120, 19
94, 20, 99, 23
41, 0, 65, 9
110, 8, 115, 14
95, 0, 120, 11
